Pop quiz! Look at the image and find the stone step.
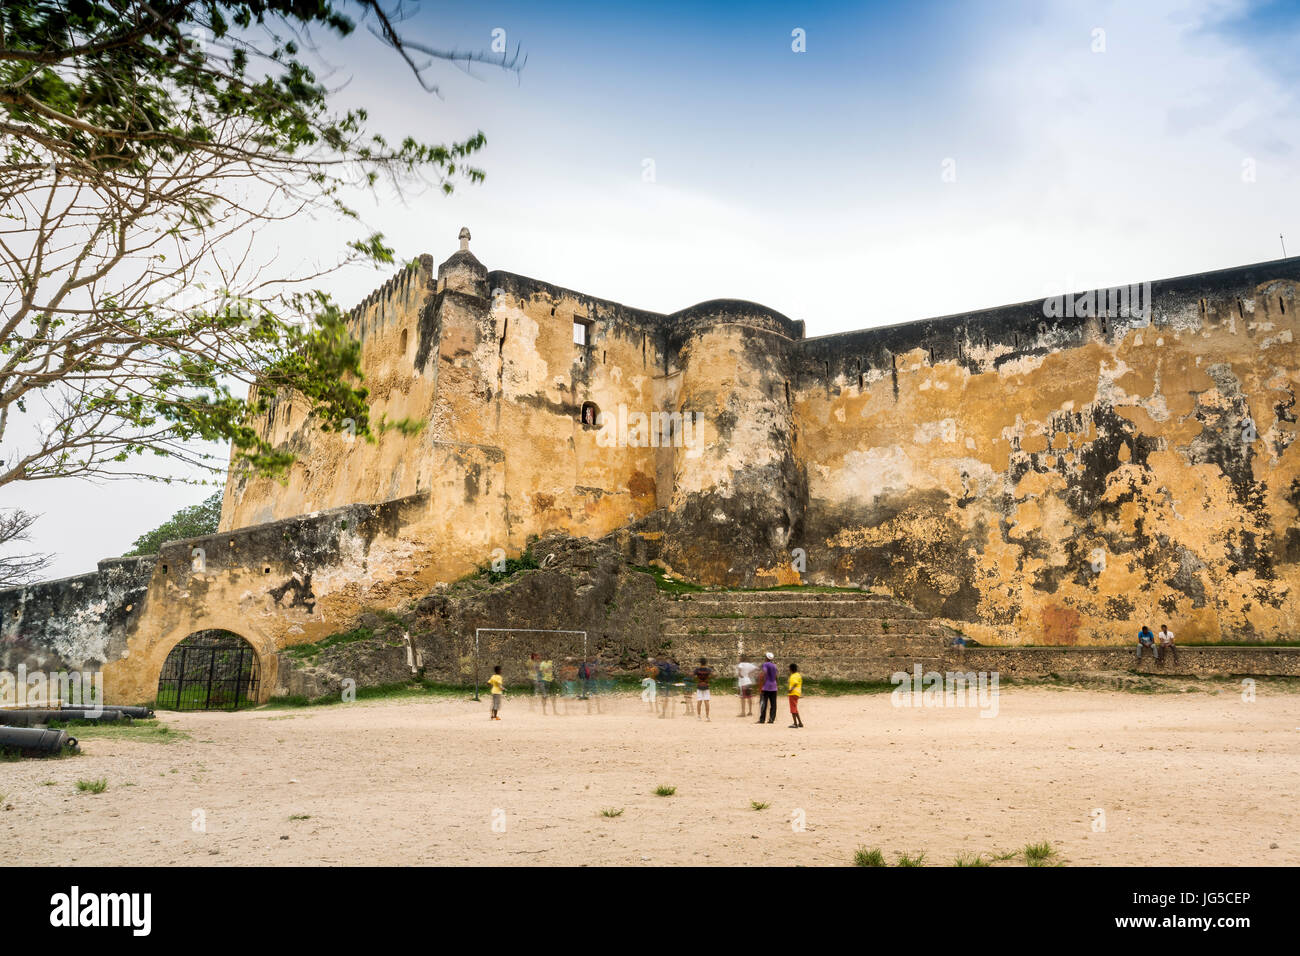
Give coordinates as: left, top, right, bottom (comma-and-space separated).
672, 591, 908, 605
666, 601, 926, 620
660, 634, 951, 653
663, 617, 943, 636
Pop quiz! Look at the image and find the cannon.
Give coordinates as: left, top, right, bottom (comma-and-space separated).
0, 708, 124, 727
0, 726, 79, 756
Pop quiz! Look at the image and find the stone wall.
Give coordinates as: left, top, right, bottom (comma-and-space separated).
1, 495, 438, 704
218, 238, 1299, 647
792, 260, 1300, 645
940, 645, 1300, 679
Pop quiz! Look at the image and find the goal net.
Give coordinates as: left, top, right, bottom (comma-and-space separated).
472, 627, 592, 703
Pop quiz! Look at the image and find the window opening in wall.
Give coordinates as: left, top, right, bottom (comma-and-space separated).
580, 401, 600, 427
573, 318, 591, 347
399, 328, 408, 353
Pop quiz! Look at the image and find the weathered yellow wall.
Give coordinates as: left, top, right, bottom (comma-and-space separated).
215, 239, 1300, 648
221, 247, 672, 586
796, 280, 1299, 645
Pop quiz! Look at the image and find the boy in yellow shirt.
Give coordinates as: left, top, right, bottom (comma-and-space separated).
787, 663, 803, 729
488, 665, 504, 720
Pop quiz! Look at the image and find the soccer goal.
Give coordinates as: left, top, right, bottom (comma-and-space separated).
471, 627, 588, 701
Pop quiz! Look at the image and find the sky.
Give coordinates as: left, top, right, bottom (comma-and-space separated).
6, 0, 1300, 579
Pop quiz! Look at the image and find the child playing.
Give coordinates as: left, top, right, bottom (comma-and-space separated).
693, 657, 715, 721
488, 665, 504, 720
787, 663, 803, 729
640, 671, 657, 707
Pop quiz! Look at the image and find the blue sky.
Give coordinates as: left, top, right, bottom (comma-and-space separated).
9, 0, 1300, 577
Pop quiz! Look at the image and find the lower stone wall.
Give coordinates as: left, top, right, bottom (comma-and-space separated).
936, 645, 1300, 679
270, 532, 1300, 694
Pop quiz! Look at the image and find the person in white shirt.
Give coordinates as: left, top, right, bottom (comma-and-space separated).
735, 659, 757, 717
1156, 624, 1176, 664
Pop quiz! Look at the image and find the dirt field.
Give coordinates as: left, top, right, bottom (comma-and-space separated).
5, 682, 1298, 866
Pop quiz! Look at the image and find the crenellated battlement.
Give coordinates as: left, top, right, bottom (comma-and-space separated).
345, 254, 435, 341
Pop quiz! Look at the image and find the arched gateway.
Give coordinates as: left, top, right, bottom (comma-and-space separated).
155, 630, 261, 711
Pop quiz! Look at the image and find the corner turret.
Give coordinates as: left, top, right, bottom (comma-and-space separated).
438, 225, 488, 298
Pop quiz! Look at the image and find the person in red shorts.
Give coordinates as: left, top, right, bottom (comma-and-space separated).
787, 663, 803, 729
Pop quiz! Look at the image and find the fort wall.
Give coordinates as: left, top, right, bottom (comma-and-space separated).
5, 235, 1298, 708
220, 239, 1300, 646
790, 262, 1299, 644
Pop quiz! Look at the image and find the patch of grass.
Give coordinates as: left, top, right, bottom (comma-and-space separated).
653, 785, 677, 797
477, 549, 541, 584
76, 778, 108, 794
630, 565, 706, 595
750, 801, 770, 811
1024, 841, 1056, 865
1180, 638, 1300, 647
289, 814, 312, 821
894, 851, 926, 867
264, 679, 468, 709
284, 626, 376, 660
990, 849, 1020, 862
953, 853, 989, 867
853, 846, 887, 867
50, 718, 186, 743
801, 679, 898, 696
741, 584, 864, 593
599, 807, 625, 818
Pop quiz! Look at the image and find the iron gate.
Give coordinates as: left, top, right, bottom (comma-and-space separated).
156, 630, 261, 711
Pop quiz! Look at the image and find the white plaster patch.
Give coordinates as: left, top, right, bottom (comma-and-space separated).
995, 353, 1048, 378
813, 446, 939, 503
912, 418, 959, 445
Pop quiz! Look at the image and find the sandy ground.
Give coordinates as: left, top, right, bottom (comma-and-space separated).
4, 683, 1298, 866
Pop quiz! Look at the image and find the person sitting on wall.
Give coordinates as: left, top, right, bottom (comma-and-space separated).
1136, 626, 1156, 661
1156, 624, 1177, 664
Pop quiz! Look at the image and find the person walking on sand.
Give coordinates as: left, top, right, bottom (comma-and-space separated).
641, 658, 658, 709
693, 657, 715, 721
488, 665, 505, 720
1156, 623, 1177, 664
540, 657, 557, 707
758, 652, 779, 724
528, 653, 551, 714
735, 657, 757, 717
787, 663, 803, 728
